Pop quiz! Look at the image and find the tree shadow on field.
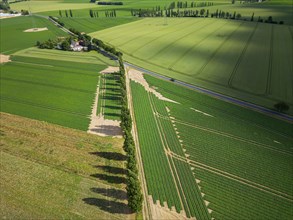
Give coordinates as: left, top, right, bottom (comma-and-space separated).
90, 173, 126, 184
94, 165, 127, 175
90, 187, 127, 200
90, 152, 127, 161
82, 198, 132, 214
104, 105, 121, 110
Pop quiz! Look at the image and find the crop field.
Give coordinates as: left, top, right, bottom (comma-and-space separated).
92, 18, 293, 114
97, 72, 121, 120
0, 16, 66, 55
130, 73, 293, 219
0, 113, 133, 219
0, 55, 107, 130
58, 17, 139, 34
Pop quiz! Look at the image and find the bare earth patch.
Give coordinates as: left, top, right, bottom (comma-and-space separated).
88, 68, 123, 138
126, 67, 179, 104
24, 27, 48, 32
0, 54, 11, 64
100, 66, 120, 74
148, 196, 194, 220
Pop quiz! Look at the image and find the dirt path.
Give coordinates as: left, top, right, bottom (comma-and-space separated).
87, 71, 122, 138
0, 54, 11, 64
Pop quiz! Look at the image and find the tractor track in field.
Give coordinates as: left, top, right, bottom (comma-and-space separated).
266, 25, 274, 96
157, 114, 292, 156
124, 62, 293, 122
168, 20, 228, 71
167, 150, 293, 202
228, 23, 258, 89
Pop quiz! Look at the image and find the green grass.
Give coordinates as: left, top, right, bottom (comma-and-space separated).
14, 47, 117, 66
91, 18, 293, 115
0, 16, 66, 55
0, 112, 133, 219
130, 73, 293, 219
58, 17, 139, 34
0, 55, 107, 130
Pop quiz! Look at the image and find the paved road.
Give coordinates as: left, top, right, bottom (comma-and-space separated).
124, 62, 293, 122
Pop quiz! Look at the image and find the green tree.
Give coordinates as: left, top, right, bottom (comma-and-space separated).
274, 102, 289, 113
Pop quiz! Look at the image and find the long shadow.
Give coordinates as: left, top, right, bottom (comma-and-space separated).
102, 96, 121, 101
90, 173, 126, 184
90, 187, 127, 200
90, 152, 127, 161
94, 165, 126, 175
83, 198, 132, 214
105, 83, 118, 86
104, 105, 121, 110
104, 113, 121, 118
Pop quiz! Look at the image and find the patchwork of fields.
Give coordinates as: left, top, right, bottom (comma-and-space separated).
92, 18, 293, 114
130, 72, 293, 219
0, 55, 105, 130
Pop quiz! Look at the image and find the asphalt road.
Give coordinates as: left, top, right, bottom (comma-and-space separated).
124, 62, 293, 122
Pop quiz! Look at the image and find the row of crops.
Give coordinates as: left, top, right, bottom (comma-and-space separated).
130, 73, 293, 219
0, 56, 104, 130
130, 82, 182, 212
131, 81, 211, 218
97, 73, 121, 120
195, 168, 293, 219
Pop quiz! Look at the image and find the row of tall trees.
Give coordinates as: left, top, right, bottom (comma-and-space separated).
59, 10, 73, 18
118, 57, 143, 212
169, 1, 213, 9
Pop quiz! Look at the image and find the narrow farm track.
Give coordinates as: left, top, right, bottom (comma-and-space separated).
124, 62, 293, 122
167, 150, 293, 202
156, 114, 292, 156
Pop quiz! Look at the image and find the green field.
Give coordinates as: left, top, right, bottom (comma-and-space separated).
92, 18, 293, 115
0, 55, 107, 130
0, 113, 134, 219
0, 16, 66, 55
97, 72, 122, 121
130, 73, 293, 219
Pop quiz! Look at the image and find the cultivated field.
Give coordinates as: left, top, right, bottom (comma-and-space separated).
92, 18, 293, 114
0, 16, 66, 55
97, 72, 122, 121
0, 55, 106, 130
0, 113, 133, 219
129, 72, 293, 219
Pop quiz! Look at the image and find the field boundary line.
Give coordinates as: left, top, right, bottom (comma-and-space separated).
228, 23, 258, 88
13, 61, 54, 67
158, 115, 292, 156
126, 70, 152, 220
147, 93, 188, 217
167, 150, 293, 202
